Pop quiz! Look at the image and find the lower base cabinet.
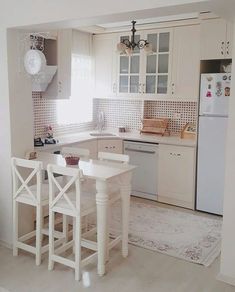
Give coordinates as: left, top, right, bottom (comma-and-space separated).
73, 138, 123, 159
158, 144, 196, 209
97, 139, 123, 154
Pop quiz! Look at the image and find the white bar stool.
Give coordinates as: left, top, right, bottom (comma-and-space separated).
11, 157, 56, 265
47, 164, 98, 281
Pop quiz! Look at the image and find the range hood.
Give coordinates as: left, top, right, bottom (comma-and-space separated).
31, 65, 57, 92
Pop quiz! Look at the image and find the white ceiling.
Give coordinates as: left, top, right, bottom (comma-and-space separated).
14, 0, 235, 32
97, 13, 200, 28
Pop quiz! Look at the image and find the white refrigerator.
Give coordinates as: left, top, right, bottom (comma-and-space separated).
197, 73, 231, 215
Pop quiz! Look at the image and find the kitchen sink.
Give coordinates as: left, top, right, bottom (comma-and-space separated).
89, 132, 116, 137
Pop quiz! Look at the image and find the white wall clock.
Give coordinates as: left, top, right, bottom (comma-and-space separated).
24, 49, 46, 75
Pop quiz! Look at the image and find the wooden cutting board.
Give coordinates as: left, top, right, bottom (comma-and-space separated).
140, 118, 170, 136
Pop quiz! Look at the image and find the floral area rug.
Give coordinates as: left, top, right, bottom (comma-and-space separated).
110, 200, 222, 266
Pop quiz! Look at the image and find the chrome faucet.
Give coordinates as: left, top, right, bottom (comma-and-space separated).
97, 111, 105, 132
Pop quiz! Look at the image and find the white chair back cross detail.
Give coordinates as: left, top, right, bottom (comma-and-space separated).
12, 158, 43, 205
47, 164, 83, 216
11, 157, 52, 266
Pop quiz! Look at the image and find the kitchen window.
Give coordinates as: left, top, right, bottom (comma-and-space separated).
57, 30, 93, 125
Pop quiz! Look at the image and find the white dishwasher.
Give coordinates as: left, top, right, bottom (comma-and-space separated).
124, 140, 158, 200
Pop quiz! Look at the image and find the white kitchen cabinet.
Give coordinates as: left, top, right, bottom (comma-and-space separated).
72, 140, 97, 159
171, 25, 200, 101
158, 144, 196, 209
116, 32, 144, 97
142, 28, 173, 99
200, 18, 233, 60
94, 23, 202, 101
97, 139, 123, 154
93, 34, 117, 98
43, 29, 72, 99
116, 28, 173, 99
226, 21, 233, 59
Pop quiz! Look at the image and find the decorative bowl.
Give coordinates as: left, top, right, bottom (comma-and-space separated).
65, 156, 80, 165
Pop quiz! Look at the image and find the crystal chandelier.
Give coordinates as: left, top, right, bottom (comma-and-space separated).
117, 20, 152, 56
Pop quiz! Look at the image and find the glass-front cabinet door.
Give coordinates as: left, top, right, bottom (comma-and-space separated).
117, 34, 143, 96
143, 29, 172, 99
116, 29, 172, 99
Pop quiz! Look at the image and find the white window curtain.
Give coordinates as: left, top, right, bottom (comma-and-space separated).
57, 30, 93, 125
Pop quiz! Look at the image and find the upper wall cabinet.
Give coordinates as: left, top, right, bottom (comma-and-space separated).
93, 23, 200, 101
93, 34, 117, 98
141, 28, 173, 99
171, 25, 200, 101
200, 18, 233, 60
116, 29, 173, 98
116, 32, 144, 97
43, 29, 72, 99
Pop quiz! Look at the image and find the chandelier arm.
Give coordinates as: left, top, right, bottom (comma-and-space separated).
118, 20, 150, 52
122, 39, 131, 48
137, 39, 149, 49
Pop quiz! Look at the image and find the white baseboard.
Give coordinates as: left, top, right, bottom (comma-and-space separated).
0, 240, 12, 250
217, 273, 235, 286
131, 192, 157, 201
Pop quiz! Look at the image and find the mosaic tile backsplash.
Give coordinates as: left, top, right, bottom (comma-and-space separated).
94, 99, 197, 134
93, 99, 144, 132
33, 93, 197, 137
144, 100, 198, 133
33, 92, 94, 137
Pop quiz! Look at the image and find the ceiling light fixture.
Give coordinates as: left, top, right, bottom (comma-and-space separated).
117, 20, 152, 55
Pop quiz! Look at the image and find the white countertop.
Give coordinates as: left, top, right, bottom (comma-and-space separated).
35, 130, 196, 151
35, 152, 136, 180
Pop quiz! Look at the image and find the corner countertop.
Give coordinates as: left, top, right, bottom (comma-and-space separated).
35, 129, 196, 152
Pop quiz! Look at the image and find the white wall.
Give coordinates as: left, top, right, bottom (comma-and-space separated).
7, 29, 34, 156
0, 28, 13, 245
219, 19, 235, 285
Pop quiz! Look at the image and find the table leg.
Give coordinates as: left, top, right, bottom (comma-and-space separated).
121, 172, 132, 258
96, 179, 108, 276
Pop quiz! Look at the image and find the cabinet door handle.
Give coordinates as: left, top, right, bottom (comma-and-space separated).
113, 83, 117, 93
58, 81, 62, 93
226, 42, 230, 56
125, 148, 156, 154
142, 83, 146, 94
221, 41, 225, 56
138, 83, 142, 94
170, 152, 181, 156
172, 83, 175, 95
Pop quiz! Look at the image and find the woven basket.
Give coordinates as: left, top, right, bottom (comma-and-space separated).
65, 156, 80, 165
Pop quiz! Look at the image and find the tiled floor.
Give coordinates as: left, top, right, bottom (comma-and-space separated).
0, 198, 234, 292
1, 243, 235, 292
